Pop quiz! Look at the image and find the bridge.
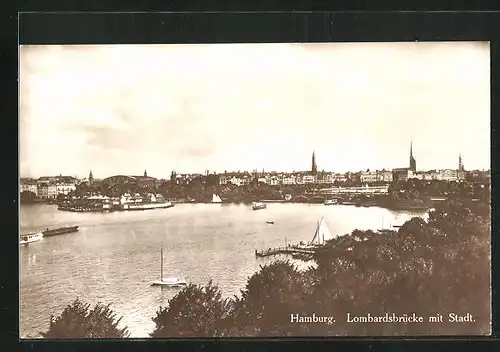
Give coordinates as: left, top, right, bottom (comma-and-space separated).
255, 246, 316, 258
318, 185, 389, 195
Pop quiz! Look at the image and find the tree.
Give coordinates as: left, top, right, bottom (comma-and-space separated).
20, 190, 37, 203
150, 281, 233, 338
232, 261, 314, 336
40, 299, 129, 338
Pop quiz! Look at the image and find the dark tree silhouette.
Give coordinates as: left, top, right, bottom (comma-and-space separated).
150, 280, 233, 338
20, 190, 37, 203
40, 299, 129, 338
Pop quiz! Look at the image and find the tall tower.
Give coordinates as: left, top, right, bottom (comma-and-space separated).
88, 170, 94, 185
458, 153, 464, 171
311, 151, 317, 175
144, 169, 148, 177
409, 140, 416, 172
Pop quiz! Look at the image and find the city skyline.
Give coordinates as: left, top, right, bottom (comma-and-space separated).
20, 42, 490, 179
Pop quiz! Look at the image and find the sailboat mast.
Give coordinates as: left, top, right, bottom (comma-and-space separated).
160, 245, 164, 280
317, 220, 320, 245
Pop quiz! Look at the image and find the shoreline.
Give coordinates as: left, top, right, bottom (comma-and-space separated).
40, 199, 433, 212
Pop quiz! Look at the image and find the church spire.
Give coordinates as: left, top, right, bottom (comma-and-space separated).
311, 150, 317, 175
409, 139, 416, 172
89, 169, 93, 182
144, 169, 147, 177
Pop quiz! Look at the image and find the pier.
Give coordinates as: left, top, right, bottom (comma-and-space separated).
255, 246, 316, 258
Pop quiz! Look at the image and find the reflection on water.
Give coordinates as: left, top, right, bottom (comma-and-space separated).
20, 203, 427, 338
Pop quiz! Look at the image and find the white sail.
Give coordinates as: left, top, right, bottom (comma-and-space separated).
318, 218, 335, 244
212, 194, 222, 203
311, 218, 335, 245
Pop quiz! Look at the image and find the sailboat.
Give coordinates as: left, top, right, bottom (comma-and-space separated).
151, 245, 188, 287
309, 217, 336, 246
212, 194, 222, 203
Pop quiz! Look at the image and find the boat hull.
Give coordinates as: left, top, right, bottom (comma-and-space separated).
252, 202, 267, 211
127, 202, 174, 211
151, 280, 187, 287
324, 199, 338, 205
42, 226, 79, 237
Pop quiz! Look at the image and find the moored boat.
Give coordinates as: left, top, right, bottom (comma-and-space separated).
151, 245, 188, 287
252, 202, 267, 211
324, 199, 338, 205
42, 226, 79, 237
128, 202, 173, 210
20, 232, 43, 245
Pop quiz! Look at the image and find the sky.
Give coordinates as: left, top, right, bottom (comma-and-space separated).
19, 42, 490, 179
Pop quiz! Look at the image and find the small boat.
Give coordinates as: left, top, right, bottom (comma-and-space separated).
20, 232, 43, 245
324, 199, 338, 205
151, 245, 187, 287
212, 194, 223, 204
266, 221, 274, 224
42, 226, 79, 237
252, 202, 267, 211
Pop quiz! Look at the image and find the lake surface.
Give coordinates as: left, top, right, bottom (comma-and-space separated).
20, 203, 427, 338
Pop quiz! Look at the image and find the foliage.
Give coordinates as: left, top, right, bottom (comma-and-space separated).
40, 299, 129, 338
231, 261, 315, 336
150, 280, 233, 338
20, 190, 37, 203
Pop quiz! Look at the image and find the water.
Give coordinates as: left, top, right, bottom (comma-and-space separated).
20, 203, 427, 338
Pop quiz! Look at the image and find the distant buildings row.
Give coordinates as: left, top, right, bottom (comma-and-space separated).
168, 168, 488, 187
20, 175, 78, 199
20, 170, 161, 199
20, 143, 490, 198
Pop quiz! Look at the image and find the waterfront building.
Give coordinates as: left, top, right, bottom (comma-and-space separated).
332, 173, 348, 183
218, 172, 253, 186
37, 182, 57, 199
302, 175, 316, 184
321, 173, 334, 184
20, 178, 38, 196
56, 182, 76, 195
170, 171, 198, 185
376, 170, 393, 183
360, 170, 378, 184
37, 176, 58, 184
257, 177, 267, 184
282, 175, 297, 185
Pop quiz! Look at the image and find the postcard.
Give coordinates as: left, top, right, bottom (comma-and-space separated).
19, 42, 491, 338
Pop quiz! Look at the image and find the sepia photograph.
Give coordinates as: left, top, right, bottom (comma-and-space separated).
19, 42, 491, 338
